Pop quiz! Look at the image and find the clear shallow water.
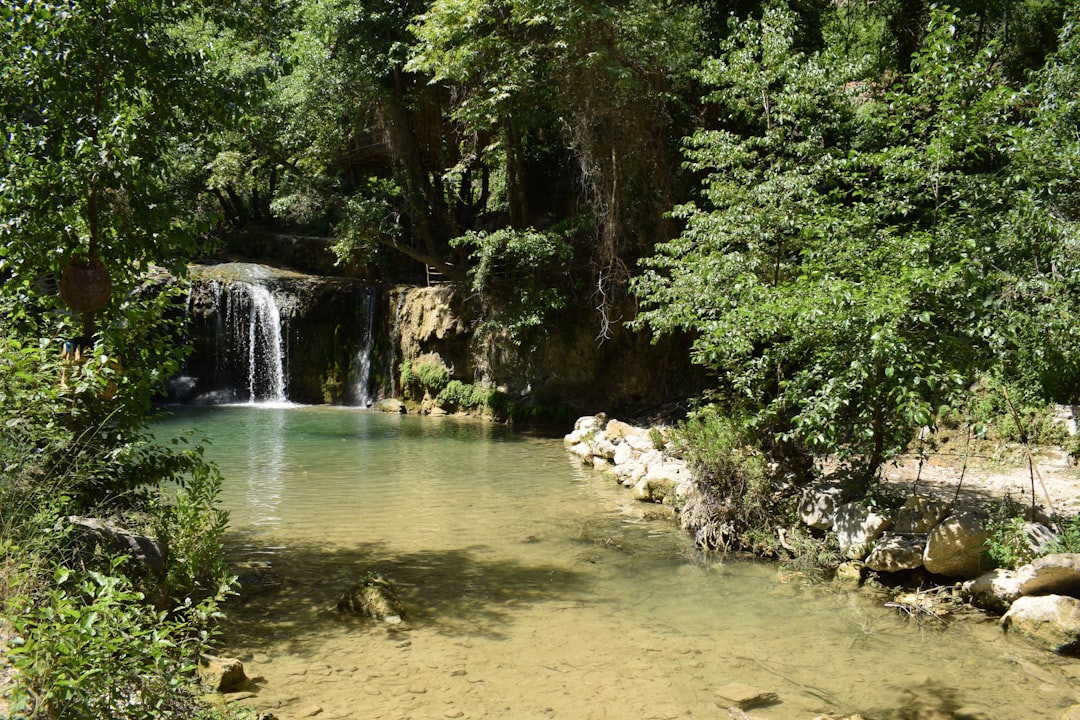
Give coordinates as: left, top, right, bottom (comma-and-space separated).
154, 405, 1080, 720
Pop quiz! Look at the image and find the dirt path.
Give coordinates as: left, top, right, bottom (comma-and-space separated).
880, 442, 1080, 518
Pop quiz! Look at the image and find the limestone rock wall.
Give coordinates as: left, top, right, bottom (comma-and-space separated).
173, 265, 700, 417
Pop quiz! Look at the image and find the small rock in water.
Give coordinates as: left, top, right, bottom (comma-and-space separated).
336, 572, 405, 624
713, 681, 779, 709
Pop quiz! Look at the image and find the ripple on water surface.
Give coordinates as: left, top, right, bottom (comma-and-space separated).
153, 405, 1080, 719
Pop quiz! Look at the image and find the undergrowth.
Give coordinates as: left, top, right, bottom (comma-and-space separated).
0, 334, 242, 719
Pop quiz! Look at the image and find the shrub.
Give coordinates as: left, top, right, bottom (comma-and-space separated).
6, 561, 232, 720
0, 333, 239, 720
415, 363, 451, 393
674, 406, 778, 551
438, 380, 485, 409
984, 495, 1080, 570
401, 361, 451, 394
151, 462, 232, 596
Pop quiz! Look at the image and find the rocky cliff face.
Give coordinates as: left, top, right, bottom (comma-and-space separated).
172, 263, 701, 419
387, 283, 702, 419
173, 263, 384, 405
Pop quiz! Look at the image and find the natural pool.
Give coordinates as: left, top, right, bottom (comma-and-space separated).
154, 405, 1080, 719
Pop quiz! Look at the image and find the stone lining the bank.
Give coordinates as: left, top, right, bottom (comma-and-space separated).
566, 412, 1080, 670
564, 414, 693, 506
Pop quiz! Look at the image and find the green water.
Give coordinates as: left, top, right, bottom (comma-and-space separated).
155, 405, 1080, 720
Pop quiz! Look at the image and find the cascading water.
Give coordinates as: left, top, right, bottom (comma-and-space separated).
214, 279, 290, 404
173, 263, 391, 406
345, 286, 377, 406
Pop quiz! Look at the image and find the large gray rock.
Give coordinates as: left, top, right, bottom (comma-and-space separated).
963, 569, 1024, 613
893, 495, 951, 534
923, 512, 989, 579
833, 503, 892, 560
1002, 594, 1080, 654
798, 481, 847, 531
864, 533, 926, 573
1017, 553, 1080, 598
67, 516, 167, 581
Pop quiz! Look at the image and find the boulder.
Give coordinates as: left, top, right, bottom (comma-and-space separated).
864, 533, 926, 573
626, 433, 658, 452
612, 442, 635, 466
612, 458, 648, 487
1001, 594, 1080, 654
569, 442, 594, 463
634, 474, 678, 504
798, 481, 847, 530
963, 569, 1023, 613
592, 438, 619, 460
574, 414, 606, 434
603, 419, 639, 440
372, 398, 406, 414
923, 512, 989, 578
893, 495, 951, 534
833, 503, 892, 560
199, 654, 249, 693
67, 516, 167, 582
1017, 553, 1080, 599
633, 460, 692, 502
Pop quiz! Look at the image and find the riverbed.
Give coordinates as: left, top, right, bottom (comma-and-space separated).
153, 405, 1080, 719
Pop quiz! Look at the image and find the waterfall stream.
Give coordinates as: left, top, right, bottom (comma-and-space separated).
347, 286, 377, 407
214, 279, 290, 404
176, 263, 384, 407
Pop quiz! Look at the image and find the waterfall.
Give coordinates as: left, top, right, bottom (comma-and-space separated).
173, 262, 390, 406
346, 286, 377, 406
215, 279, 290, 405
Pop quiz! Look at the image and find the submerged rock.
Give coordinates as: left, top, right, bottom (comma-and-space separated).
713, 681, 779, 710
337, 573, 405, 624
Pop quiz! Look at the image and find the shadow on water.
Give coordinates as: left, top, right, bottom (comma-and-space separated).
223, 535, 594, 657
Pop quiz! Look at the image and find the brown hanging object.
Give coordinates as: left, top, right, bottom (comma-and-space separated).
60, 253, 112, 314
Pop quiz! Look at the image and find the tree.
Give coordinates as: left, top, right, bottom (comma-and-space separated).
632, 5, 1065, 487
409, 0, 703, 334
1, 0, 229, 412
275, 0, 469, 280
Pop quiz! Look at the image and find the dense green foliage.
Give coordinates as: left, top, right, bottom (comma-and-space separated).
635, 4, 1080, 496
1, 1, 244, 717
4, 0, 1080, 702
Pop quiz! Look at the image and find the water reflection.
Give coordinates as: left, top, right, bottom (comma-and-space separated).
240, 407, 286, 528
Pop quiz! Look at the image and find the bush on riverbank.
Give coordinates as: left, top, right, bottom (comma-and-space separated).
0, 336, 241, 719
